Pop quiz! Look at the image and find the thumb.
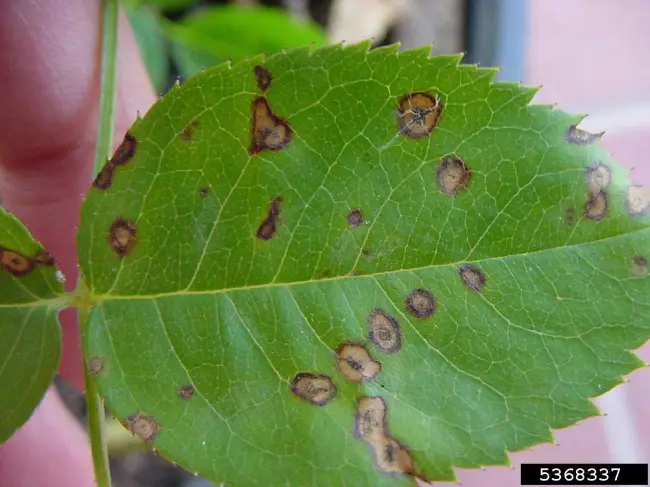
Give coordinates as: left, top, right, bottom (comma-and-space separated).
0, 0, 157, 390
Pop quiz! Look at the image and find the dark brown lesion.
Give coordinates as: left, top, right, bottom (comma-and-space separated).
347, 208, 364, 227
397, 92, 442, 139
565, 207, 576, 227
256, 196, 283, 240
93, 162, 115, 190
92, 132, 138, 190
249, 97, 292, 155
110, 133, 138, 166
109, 219, 137, 257
178, 384, 195, 400
34, 249, 56, 267
181, 120, 199, 141
254, 65, 272, 91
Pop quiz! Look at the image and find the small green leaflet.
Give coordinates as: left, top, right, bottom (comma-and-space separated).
78, 42, 650, 486
0, 206, 64, 442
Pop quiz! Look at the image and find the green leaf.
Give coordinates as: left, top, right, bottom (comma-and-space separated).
127, 4, 170, 93
124, 0, 201, 12
0, 207, 65, 442
78, 43, 650, 486
166, 5, 327, 78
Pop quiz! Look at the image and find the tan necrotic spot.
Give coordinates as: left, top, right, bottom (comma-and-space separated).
584, 191, 608, 220
0, 248, 34, 277
397, 92, 442, 138
565, 124, 603, 145
109, 219, 137, 256
178, 384, 195, 400
368, 309, 401, 354
249, 97, 292, 155
354, 396, 419, 479
124, 413, 160, 443
336, 343, 381, 383
254, 65, 272, 91
632, 255, 647, 276
110, 133, 137, 166
585, 163, 611, 194
87, 356, 104, 374
405, 288, 435, 319
626, 185, 650, 216
291, 373, 336, 406
256, 196, 282, 240
93, 162, 115, 190
373, 436, 415, 476
436, 156, 471, 196
459, 264, 486, 292
354, 396, 387, 442
348, 208, 363, 227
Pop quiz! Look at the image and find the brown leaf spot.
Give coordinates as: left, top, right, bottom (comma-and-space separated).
584, 191, 608, 220
256, 196, 282, 240
0, 248, 35, 277
178, 384, 195, 400
368, 309, 401, 354
249, 97, 292, 155
87, 356, 104, 374
626, 185, 650, 216
336, 343, 381, 383
124, 413, 160, 443
181, 120, 199, 141
397, 92, 442, 138
254, 65, 272, 91
348, 208, 364, 227
199, 187, 210, 197
459, 264, 486, 292
436, 156, 471, 196
632, 255, 647, 276
291, 373, 336, 406
109, 219, 137, 257
585, 163, 611, 194
566, 124, 604, 145
405, 288, 435, 319
373, 436, 415, 476
93, 162, 115, 190
34, 249, 56, 267
354, 396, 387, 442
110, 133, 137, 166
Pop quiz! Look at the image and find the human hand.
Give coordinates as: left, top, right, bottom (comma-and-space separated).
0, 1, 155, 485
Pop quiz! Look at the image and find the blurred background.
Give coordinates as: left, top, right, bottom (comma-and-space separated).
55, 0, 650, 485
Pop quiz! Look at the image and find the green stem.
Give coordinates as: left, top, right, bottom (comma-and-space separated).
93, 0, 120, 176
81, 304, 112, 487
83, 1, 120, 486
78, 306, 111, 487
